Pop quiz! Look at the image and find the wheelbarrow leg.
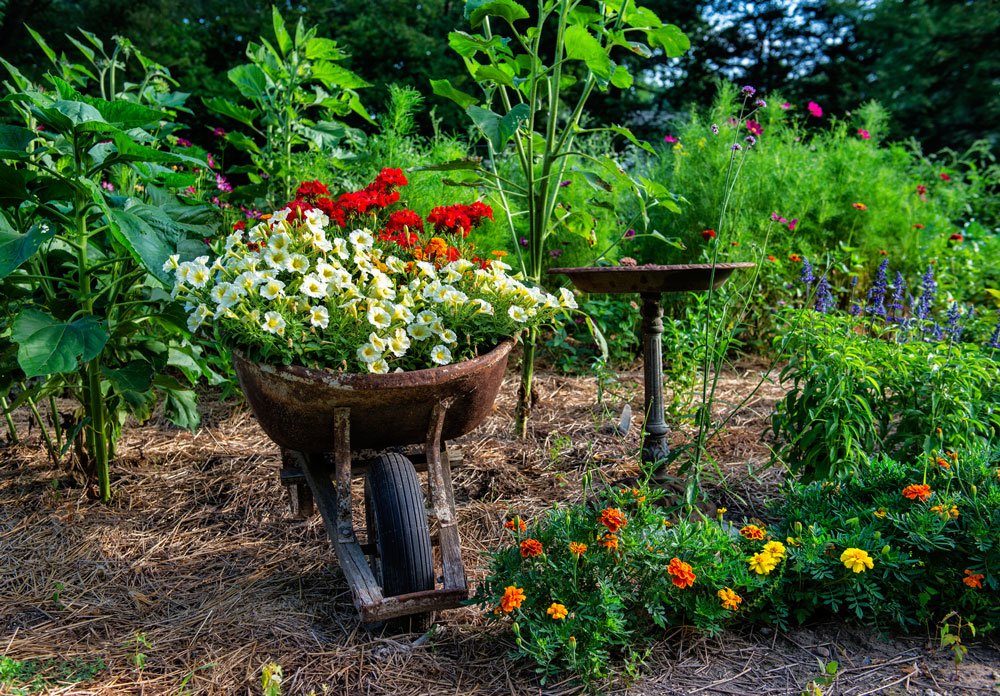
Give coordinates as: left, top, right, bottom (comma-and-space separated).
425, 401, 466, 592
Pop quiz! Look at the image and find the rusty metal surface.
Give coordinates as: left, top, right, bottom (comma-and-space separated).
548, 263, 755, 294
232, 339, 514, 452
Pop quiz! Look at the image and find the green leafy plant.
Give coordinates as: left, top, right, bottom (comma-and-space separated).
0, 656, 106, 695
0, 29, 217, 500
478, 478, 782, 685
205, 7, 372, 207
430, 0, 689, 435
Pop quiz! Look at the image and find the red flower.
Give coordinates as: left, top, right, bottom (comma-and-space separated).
949, 233, 963, 242
913, 223, 925, 229
296, 180, 331, 200
789, 253, 802, 262
746, 120, 763, 136
857, 128, 871, 139
231, 220, 246, 232
702, 229, 717, 240
767, 255, 777, 262
939, 172, 951, 182
852, 202, 867, 211
916, 184, 928, 200
373, 167, 408, 191
519, 538, 543, 558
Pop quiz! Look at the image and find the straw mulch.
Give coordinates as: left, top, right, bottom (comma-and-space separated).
1, 366, 997, 695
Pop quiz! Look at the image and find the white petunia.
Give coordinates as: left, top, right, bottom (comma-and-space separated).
330, 237, 350, 260
310, 229, 332, 252
417, 310, 438, 325
162, 254, 180, 272
235, 271, 261, 292
414, 261, 437, 278
367, 305, 392, 330
299, 275, 328, 299
261, 311, 286, 336
470, 299, 494, 316
289, 254, 311, 274
219, 285, 244, 309
349, 229, 374, 248
357, 343, 381, 364
188, 265, 211, 288
264, 247, 291, 271
268, 233, 291, 251
388, 328, 411, 357
315, 262, 337, 282
407, 323, 433, 341
428, 320, 446, 336
430, 344, 452, 365
260, 278, 286, 300
270, 208, 291, 224
369, 358, 390, 374
309, 305, 329, 329
210, 283, 230, 305
186, 303, 213, 332
508, 305, 529, 322
368, 332, 388, 352
439, 328, 457, 344
391, 304, 414, 323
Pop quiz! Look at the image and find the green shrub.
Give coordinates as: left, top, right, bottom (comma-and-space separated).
770, 445, 1000, 634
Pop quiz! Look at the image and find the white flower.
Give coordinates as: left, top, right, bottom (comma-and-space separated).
270, 208, 291, 224
367, 305, 392, 330
225, 232, 243, 250
470, 299, 494, 316
162, 254, 180, 272
264, 247, 291, 271
248, 222, 269, 242
407, 323, 433, 341
303, 208, 329, 228
299, 275, 328, 299
443, 289, 468, 307
260, 278, 286, 300
289, 254, 311, 274
349, 229, 374, 248
391, 304, 414, 323
439, 328, 457, 344
220, 285, 244, 309
442, 266, 463, 283
310, 229, 332, 252
417, 310, 438, 325
188, 265, 211, 288
385, 256, 406, 273
430, 344, 452, 365
316, 262, 338, 282
388, 328, 411, 357
186, 303, 213, 332
210, 283, 229, 305
235, 271, 261, 292
309, 305, 329, 329
357, 343, 381, 364
415, 261, 437, 278
370, 358, 390, 374
508, 305, 529, 322
428, 320, 446, 336
268, 233, 291, 251
330, 237, 350, 260
368, 332, 388, 352
261, 311, 286, 336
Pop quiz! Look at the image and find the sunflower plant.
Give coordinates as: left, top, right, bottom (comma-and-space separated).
172, 170, 575, 372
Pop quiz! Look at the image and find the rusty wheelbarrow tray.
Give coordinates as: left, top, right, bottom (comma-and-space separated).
232, 339, 514, 624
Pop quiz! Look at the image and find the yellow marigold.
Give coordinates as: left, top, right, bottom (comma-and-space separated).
598, 507, 628, 533
949, 505, 959, 519
569, 542, 588, 557
762, 540, 786, 559
873, 508, 888, 519
546, 602, 568, 620
840, 547, 874, 573
748, 551, 778, 575
499, 585, 526, 613
717, 587, 742, 611
786, 536, 801, 547
490, 249, 508, 259
740, 524, 766, 541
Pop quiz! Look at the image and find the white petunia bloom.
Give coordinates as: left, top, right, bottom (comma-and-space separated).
260, 278, 286, 300
261, 311, 286, 336
289, 254, 311, 274
367, 305, 392, 330
417, 310, 438, 325
391, 304, 414, 323
368, 332, 388, 352
330, 237, 350, 260
268, 233, 291, 251
558, 287, 578, 309
414, 261, 437, 278
235, 271, 261, 293
370, 358, 390, 374
270, 208, 291, 224
442, 266, 463, 283
248, 222, 269, 242
428, 320, 446, 336
264, 247, 291, 271
309, 305, 329, 329
439, 329, 457, 344
388, 328, 411, 357
357, 343, 381, 364
303, 208, 329, 228
162, 254, 180, 272
470, 299, 494, 316
299, 275, 328, 299
188, 265, 211, 288
186, 303, 213, 332
430, 344, 452, 365
210, 283, 230, 305
508, 305, 529, 322
349, 229, 374, 248
220, 285, 244, 309
310, 229, 332, 253
407, 323, 432, 341
315, 262, 337, 282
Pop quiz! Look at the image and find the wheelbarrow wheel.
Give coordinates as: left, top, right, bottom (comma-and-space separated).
364, 452, 434, 632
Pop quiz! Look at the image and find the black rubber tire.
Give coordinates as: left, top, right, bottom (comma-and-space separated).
364, 452, 434, 632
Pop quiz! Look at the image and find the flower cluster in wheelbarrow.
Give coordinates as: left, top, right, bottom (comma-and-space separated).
169, 169, 576, 372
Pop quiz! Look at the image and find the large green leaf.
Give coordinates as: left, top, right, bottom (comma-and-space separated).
465, 0, 529, 27
311, 63, 371, 90
649, 25, 690, 57
107, 204, 195, 285
271, 6, 294, 55
564, 25, 612, 80
0, 164, 30, 205
102, 360, 154, 394
431, 79, 479, 109
202, 97, 259, 129
52, 100, 107, 126
0, 220, 56, 279
0, 125, 36, 159
155, 374, 200, 431
228, 64, 269, 101
110, 131, 206, 167
467, 103, 530, 152
11, 309, 108, 377
448, 31, 509, 59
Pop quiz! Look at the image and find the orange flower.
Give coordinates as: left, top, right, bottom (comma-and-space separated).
546, 602, 568, 620
873, 508, 888, 519
628, 487, 646, 503
788, 253, 802, 262
504, 517, 527, 534
520, 538, 543, 558
667, 557, 696, 589
934, 456, 950, 470
499, 585, 526, 613
740, 524, 767, 541
717, 587, 742, 611
963, 570, 984, 589
767, 255, 777, 262
599, 534, 619, 551
902, 484, 932, 502
852, 202, 868, 211
598, 507, 628, 533
569, 542, 588, 557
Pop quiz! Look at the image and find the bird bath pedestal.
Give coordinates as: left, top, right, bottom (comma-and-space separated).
548, 263, 754, 480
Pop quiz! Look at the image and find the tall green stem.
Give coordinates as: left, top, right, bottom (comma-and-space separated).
1, 396, 18, 445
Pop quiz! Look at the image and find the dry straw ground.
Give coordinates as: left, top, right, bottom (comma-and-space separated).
1, 366, 998, 695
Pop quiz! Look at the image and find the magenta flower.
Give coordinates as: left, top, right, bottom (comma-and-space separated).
780, 102, 792, 110
183, 186, 196, 197
213, 127, 226, 138
100, 180, 115, 192
559, 180, 572, 187
215, 173, 233, 193
746, 120, 763, 136
807, 102, 823, 118
519, 237, 529, 247
788, 218, 798, 232
207, 153, 216, 169
176, 137, 193, 148
624, 228, 636, 239
857, 128, 871, 140
663, 135, 678, 143
770, 212, 787, 223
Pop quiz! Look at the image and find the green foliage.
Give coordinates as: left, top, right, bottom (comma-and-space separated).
770, 445, 1000, 634
0, 28, 217, 500
478, 480, 782, 685
770, 282, 1000, 482
0, 655, 106, 695
204, 7, 371, 208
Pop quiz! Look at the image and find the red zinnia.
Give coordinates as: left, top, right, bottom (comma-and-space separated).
702, 229, 717, 240
949, 233, 963, 242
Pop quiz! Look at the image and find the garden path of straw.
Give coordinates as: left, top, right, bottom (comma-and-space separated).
1, 365, 998, 695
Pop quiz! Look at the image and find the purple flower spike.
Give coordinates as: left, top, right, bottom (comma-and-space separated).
800, 258, 815, 285
865, 258, 889, 318
814, 276, 835, 313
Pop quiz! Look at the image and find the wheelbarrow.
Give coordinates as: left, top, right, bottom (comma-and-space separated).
232, 339, 514, 626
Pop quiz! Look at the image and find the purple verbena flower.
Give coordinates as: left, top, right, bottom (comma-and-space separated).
754, 99, 767, 108
731, 143, 743, 151
744, 135, 757, 147
519, 237, 529, 247
549, 248, 563, 259
624, 228, 637, 239
711, 124, 720, 135
741, 85, 757, 97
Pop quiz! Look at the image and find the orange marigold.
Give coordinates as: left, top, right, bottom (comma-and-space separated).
717, 587, 742, 611
902, 484, 932, 502
546, 602, 568, 620
934, 456, 950, 470
598, 507, 628, 533
740, 524, 767, 541
852, 202, 868, 211
599, 534, 619, 551
504, 517, 527, 533
520, 538, 543, 558
569, 542, 588, 557
499, 585, 526, 613
667, 557, 696, 589
963, 570, 984, 589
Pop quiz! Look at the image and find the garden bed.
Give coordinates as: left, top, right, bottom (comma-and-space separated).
1, 367, 997, 695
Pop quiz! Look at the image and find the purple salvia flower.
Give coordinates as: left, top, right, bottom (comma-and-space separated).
945, 302, 963, 342
914, 266, 937, 322
987, 311, 1000, 350
888, 271, 906, 321
849, 302, 862, 316
865, 258, 889, 318
800, 258, 815, 285
814, 276, 834, 313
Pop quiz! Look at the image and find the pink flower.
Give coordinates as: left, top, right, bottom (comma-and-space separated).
215, 173, 233, 193
183, 186, 196, 197
100, 180, 115, 192
807, 102, 823, 118
212, 127, 226, 138
663, 135, 678, 143
857, 128, 871, 139
746, 120, 763, 136
939, 172, 951, 182
788, 218, 798, 232
207, 153, 216, 169
780, 102, 792, 110
176, 137, 193, 148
